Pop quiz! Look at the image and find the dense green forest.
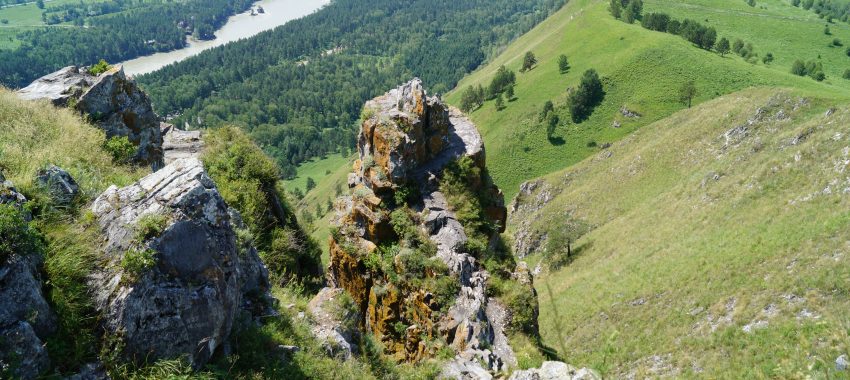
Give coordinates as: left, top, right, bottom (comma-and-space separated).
0, 0, 254, 87
139, 0, 567, 178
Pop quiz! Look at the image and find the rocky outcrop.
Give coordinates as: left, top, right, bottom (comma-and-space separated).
89, 157, 270, 368
36, 165, 80, 206
161, 123, 204, 164
19, 65, 164, 170
0, 244, 56, 379
320, 79, 521, 375
0, 172, 31, 221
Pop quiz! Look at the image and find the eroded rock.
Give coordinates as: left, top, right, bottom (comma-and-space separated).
321, 79, 517, 375
161, 123, 204, 164
508, 361, 600, 380
19, 65, 164, 170
89, 157, 269, 368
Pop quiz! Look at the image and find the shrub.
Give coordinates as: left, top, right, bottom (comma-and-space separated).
89, 59, 112, 76
135, 213, 168, 241
842, 69, 850, 79
103, 136, 136, 164
121, 247, 157, 275
204, 127, 322, 288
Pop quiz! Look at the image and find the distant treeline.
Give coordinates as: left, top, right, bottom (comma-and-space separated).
792, 0, 850, 23
0, 0, 254, 88
138, 0, 568, 178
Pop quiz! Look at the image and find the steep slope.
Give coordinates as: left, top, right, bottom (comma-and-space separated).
510, 88, 850, 377
445, 0, 850, 199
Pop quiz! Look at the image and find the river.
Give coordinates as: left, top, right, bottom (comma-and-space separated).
122, 0, 329, 76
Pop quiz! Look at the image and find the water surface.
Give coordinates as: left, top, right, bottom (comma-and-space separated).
122, 0, 329, 76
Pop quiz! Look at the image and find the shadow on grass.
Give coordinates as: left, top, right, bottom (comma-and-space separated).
547, 136, 565, 146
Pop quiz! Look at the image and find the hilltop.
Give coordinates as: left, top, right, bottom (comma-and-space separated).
444, 0, 850, 199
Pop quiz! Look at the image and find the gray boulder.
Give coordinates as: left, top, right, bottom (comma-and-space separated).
90, 157, 270, 368
0, 254, 57, 379
161, 123, 204, 164
0, 322, 51, 379
19, 65, 164, 171
36, 165, 80, 206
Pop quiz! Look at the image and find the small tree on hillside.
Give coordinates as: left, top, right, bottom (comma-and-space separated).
678, 81, 698, 108
762, 52, 774, 64
568, 69, 605, 123
732, 39, 745, 55
521, 51, 538, 72
460, 85, 478, 113
505, 85, 515, 101
36, 0, 44, 9
306, 177, 316, 192
716, 37, 730, 56
825, 25, 831, 35
558, 54, 571, 74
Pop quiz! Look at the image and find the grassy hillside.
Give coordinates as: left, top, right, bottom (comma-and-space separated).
282, 154, 354, 262
510, 87, 850, 377
444, 0, 850, 200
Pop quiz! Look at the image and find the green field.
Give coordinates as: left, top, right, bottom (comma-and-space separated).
444, 0, 850, 200
512, 87, 850, 377
281, 154, 354, 262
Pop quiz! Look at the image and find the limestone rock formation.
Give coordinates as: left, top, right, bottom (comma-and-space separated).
36, 165, 80, 206
18, 65, 164, 170
89, 157, 270, 368
161, 123, 204, 164
320, 79, 523, 375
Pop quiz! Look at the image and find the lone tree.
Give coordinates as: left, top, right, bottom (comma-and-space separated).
568, 69, 605, 123
306, 177, 316, 192
716, 37, 730, 56
521, 51, 538, 72
679, 81, 698, 108
558, 54, 571, 73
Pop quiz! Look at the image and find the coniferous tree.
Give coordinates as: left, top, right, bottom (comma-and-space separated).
495, 93, 505, 110
505, 85, 515, 101
568, 69, 605, 123
558, 54, 571, 73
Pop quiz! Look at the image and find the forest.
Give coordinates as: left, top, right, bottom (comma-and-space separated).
0, 0, 254, 87
139, 0, 567, 178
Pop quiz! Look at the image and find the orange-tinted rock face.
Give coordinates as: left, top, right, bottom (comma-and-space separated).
327, 79, 510, 365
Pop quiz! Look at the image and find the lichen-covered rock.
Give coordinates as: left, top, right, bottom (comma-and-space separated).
0, 254, 56, 379
161, 123, 204, 164
0, 322, 51, 379
36, 165, 80, 205
89, 157, 269, 368
19, 65, 164, 170
321, 79, 515, 375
